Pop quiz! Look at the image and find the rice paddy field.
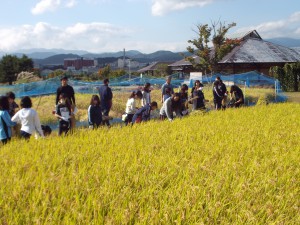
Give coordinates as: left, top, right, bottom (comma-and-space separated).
0, 88, 299, 224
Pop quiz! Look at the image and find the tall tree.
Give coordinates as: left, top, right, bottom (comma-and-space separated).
0, 55, 19, 85
19, 54, 34, 72
187, 21, 239, 74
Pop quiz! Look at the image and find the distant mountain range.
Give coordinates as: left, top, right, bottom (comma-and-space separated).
0, 37, 299, 66
31, 50, 187, 66
265, 37, 300, 48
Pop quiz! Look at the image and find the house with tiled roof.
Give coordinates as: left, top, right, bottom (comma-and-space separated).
168, 30, 300, 75
218, 30, 300, 74
137, 62, 172, 75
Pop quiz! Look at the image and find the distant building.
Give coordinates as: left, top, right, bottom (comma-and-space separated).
168, 56, 199, 74
64, 57, 94, 70
137, 62, 173, 76
117, 58, 140, 69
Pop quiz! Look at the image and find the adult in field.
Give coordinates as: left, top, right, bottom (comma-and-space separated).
213, 80, 224, 110
161, 76, 174, 103
99, 78, 113, 127
190, 80, 206, 111
160, 93, 182, 121
132, 101, 158, 124
230, 85, 244, 107
215, 76, 228, 110
56, 76, 76, 129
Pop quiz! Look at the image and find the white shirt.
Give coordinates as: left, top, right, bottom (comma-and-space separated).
12, 108, 44, 137
125, 98, 136, 114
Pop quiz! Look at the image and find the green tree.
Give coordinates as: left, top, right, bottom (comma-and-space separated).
0, 55, 19, 85
270, 63, 300, 91
187, 21, 239, 74
48, 69, 65, 79
154, 64, 172, 77
19, 54, 34, 72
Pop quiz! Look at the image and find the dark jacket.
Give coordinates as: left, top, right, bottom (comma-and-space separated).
213, 82, 223, 102
88, 105, 102, 126
231, 86, 244, 103
132, 104, 151, 124
191, 88, 205, 109
56, 85, 75, 105
99, 85, 113, 110
219, 82, 227, 96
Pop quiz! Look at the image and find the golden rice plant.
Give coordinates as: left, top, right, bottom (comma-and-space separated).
0, 102, 299, 224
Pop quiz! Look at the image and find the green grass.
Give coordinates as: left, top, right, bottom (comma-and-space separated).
0, 103, 299, 224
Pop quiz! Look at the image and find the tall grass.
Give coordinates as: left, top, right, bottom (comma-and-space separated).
0, 103, 299, 224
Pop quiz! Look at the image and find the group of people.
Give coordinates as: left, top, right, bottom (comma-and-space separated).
0, 75, 244, 144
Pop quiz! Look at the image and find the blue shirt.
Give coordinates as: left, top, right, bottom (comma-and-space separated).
132, 104, 152, 124
0, 110, 16, 140
161, 83, 174, 101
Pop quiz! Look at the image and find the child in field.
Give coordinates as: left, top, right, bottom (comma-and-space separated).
124, 90, 143, 125
0, 96, 16, 144
55, 93, 72, 136
132, 101, 158, 124
141, 82, 151, 107
88, 95, 102, 129
6, 91, 19, 117
11, 96, 44, 140
6, 91, 20, 137
179, 84, 189, 115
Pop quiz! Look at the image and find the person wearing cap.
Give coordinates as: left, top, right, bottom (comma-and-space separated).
99, 78, 113, 127
161, 76, 174, 103
56, 76, 76, 129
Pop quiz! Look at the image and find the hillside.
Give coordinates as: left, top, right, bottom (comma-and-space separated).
33, 53, 81, 66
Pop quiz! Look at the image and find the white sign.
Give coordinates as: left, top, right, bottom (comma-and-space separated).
190, 72, 203, 82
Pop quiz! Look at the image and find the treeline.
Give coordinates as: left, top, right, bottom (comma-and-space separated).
0, 54, 34, 85
270, 62, 300, 91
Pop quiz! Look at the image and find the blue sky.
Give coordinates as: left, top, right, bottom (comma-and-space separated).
0, 0, 299, 53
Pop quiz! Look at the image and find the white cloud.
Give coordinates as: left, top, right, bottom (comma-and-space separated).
151, 0, 215, 16
31, 0, 77, 15
236, 11, 300, 39
0, 22, 187, 53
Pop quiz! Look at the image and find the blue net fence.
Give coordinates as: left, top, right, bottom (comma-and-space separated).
0, 71, 287, 102
190, 71, 287, 102
0, 73, 186, 98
